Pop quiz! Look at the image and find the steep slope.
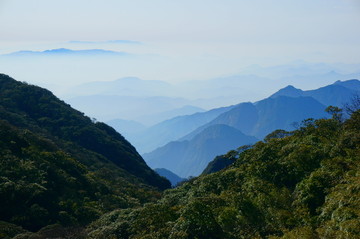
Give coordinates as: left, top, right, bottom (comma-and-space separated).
0, 74, 169, 189
0, 120, 126, 231
0, 74, 170, 233
155, 168, 186, 187
87, 110, 360, 239
252, 96, 327, 138
201, 145, 252, 175
144, 124, 257, 177
201, 155, 234, 175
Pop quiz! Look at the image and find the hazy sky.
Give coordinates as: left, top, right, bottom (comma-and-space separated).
0, 0, 359, 43
0, 0, 360, 86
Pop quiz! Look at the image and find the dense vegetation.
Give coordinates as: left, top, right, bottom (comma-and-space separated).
87, 108, 360, 238
1, 73, 359, 238
202, 145, 253, 175
0, 74, 170, 238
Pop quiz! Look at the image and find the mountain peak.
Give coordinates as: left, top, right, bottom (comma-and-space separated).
284, 85, 296, 89
270, 85, 303, 98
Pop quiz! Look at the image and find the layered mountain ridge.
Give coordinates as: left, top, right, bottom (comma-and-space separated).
141, 79, 360, 177
144, 124, 257, 177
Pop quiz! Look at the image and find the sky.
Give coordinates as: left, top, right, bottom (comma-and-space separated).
0, 0, 359, 43
0, 0, 360, 88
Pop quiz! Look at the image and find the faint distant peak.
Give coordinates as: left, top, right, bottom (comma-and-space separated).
42, 48, 125, 55
113, 76, 172, 86
270, 85, 303, 98
43, 48, 73, 54
68, 40, 141, 44
115, 77, 143, 82
3, 48, 129, 57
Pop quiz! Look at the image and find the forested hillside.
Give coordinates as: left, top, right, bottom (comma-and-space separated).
87, 108, 360, 238
0, 74, 170, 237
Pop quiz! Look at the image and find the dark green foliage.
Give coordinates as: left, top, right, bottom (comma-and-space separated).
202, 145, 253, 175
88, 109, 360, 238
0, 74, 170, 237
0, 74, 169, 190
264, 129, 293, 142
0, 120, 106, 231
201, 155, 234, 175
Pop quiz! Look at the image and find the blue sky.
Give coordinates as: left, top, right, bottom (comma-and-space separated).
0, 0, 359, 87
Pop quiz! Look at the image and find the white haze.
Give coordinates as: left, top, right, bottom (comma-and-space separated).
0, 0, 360, 124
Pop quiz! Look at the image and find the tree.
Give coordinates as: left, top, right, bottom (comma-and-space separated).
325, 106, 343, 122
344, 94, 360, 115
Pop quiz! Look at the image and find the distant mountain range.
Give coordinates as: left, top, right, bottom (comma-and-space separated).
67, 94, 206, 125
3, 48, 129, 57
134, 80, 359, 154
58, 65, 359, 124
141, 79, 360, 177
211, 96, 327, 139
129, 105, 236, 153
65, 77, 212, 125
271, 79, 360, 107
144, 124, 258, 177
